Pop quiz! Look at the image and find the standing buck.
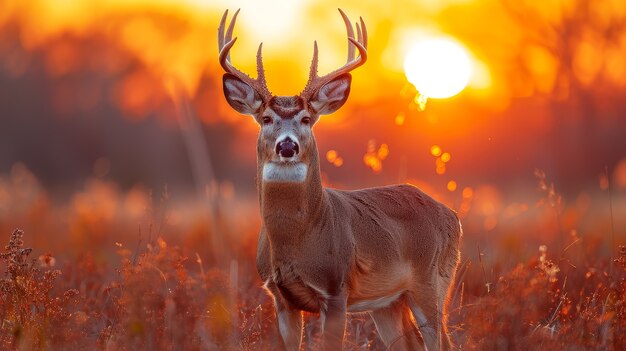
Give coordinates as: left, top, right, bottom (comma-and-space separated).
218, 9, 461, 351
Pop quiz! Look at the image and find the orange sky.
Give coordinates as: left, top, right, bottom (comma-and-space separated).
1, 0, 495, 97
3, 0, 626, 103
1, 0, 626, 199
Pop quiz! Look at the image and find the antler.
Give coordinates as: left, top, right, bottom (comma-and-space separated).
300, 9, 368, 100
218, 9, 272, 102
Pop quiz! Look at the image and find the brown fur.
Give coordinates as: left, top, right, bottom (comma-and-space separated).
255, 145, 462, 350
268, 96, 306, 119
220, 9, 461, 350
224, 80, 462, 351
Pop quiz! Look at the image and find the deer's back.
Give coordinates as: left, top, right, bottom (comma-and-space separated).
327, 183, 461, 273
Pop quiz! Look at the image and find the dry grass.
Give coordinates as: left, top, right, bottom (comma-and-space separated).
0, 169, 625, 350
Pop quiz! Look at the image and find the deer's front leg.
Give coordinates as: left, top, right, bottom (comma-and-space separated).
274, 298, 303, 350
320, 293, 348, 350
265, 281, 303, 350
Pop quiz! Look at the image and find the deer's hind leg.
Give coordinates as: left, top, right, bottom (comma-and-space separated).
368, 298, 424, 351
407, 276, 454, 351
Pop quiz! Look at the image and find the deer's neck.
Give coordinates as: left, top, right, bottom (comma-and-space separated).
258, 154, 326, 245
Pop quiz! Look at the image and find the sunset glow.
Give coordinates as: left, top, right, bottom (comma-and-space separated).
2, 1, 626, 348
404, 38, 472, 98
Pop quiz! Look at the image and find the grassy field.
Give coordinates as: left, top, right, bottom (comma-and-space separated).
0, 165, 624, 350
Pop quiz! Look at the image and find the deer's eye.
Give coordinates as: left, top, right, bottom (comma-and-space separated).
301, 116, 311, 125
262, 116, 272, 124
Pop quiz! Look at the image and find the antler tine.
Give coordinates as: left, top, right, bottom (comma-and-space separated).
224, 9, 240, 62
217, 9, 272, 101
360, 16, 368, 49
218, 10, 228, 50
338, 9, 355, 62
300, 9, 368, 100
256, 43, 267, 87
218, 37, 238, 72
306, 41, 319, 86
347, 37, 367, 63
218, 9, 238, 70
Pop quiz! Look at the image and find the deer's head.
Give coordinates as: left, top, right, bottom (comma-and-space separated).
219, 9, 367, 183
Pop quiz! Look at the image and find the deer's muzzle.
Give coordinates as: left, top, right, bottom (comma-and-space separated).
276, 137, 299, 158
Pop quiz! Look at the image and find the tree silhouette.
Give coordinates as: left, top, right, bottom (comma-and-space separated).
502, 0, 626, 189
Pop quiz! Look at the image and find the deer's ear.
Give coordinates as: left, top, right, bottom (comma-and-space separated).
223, 73, 263, 115
309, 74, 351, 115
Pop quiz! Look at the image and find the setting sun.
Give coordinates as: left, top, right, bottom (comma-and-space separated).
404, 38, 472, 99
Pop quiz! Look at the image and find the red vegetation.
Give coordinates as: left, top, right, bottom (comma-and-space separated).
1, 220, 624, 349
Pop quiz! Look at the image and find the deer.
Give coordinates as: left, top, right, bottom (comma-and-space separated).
218, 8, 462, 351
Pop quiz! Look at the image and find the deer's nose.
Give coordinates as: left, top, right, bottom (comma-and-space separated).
276, 137, 299, 158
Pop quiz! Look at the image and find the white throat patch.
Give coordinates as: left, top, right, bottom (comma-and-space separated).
262, 162, 308, 183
